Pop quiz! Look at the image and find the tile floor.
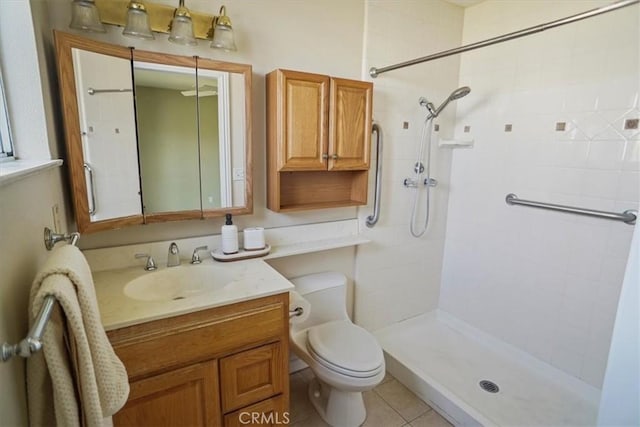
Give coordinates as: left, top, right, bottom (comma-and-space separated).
289, 369, 453, 427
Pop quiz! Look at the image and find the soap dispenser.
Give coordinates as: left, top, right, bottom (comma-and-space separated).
221, 213, 239, 254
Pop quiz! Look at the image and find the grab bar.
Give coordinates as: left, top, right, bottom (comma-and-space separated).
506, 193, 637, 225
84, 162, 96, 215
366, 123, 383, 228
1, 228, 81, 362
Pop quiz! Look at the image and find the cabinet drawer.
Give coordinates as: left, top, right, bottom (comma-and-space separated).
224, 395, 288, 427
109, 295, 286, 379
220, 342, 285, 413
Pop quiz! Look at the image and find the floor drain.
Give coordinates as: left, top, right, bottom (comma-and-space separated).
479, 380, 499, 393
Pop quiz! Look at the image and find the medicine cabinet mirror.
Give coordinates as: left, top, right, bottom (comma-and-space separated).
54, 31, 252, 233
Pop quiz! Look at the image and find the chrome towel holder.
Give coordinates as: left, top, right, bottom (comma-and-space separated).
1, 227, 81, 362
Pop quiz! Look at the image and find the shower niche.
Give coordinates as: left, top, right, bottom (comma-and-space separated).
266, 68, 372, 212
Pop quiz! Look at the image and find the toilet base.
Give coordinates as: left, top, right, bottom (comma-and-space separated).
308, 377, 367, 427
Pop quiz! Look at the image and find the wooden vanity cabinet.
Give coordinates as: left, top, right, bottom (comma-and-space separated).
108, 293, 289, 426
266, 69, 373, 212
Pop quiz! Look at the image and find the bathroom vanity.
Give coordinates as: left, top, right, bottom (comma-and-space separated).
93, 260, 293, 426
108, 294, 288, 426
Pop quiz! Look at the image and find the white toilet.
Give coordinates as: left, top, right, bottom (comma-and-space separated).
289, 272, 385, 427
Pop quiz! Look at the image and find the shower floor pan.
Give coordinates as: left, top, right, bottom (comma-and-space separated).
374, 310, 600, 426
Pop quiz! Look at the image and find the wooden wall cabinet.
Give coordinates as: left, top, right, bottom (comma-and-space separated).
267, 69, 373, 212
108, 293, 289, 426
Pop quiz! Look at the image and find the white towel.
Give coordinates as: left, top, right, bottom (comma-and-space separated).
27, 245, 129, 427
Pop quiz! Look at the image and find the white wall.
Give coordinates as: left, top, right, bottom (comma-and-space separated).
44, 0, 367, 249
0, 2, 69, 424
354, 0, 464, 331
0, 169, 68, 426
440, 0, 639, 387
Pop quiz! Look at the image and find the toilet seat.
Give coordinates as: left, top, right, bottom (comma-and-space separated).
307, 320, 384, 378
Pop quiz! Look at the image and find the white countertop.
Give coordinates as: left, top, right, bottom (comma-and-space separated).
94, 258, 294, 331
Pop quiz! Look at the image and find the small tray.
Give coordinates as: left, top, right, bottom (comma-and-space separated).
211, 244, 271, 262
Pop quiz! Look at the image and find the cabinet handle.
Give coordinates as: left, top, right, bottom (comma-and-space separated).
331, 154, 339, 160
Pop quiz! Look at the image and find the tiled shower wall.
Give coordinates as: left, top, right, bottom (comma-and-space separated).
355, 1, 464, 331
440, 0, 639, 388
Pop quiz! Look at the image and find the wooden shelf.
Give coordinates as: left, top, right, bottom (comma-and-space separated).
274, 170, 367, 212
277, 200, 364, 212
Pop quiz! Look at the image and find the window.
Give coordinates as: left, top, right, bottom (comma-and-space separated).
0, 67, 14, 159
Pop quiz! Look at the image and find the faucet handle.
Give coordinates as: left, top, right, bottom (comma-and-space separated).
191, 246, 209, 264
135, 253, 157, 271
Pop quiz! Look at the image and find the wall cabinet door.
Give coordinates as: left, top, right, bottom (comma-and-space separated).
220, 342, 285, 413
113, 361, 220, 427
328, 77, 373, 171
271, 69, 329, 171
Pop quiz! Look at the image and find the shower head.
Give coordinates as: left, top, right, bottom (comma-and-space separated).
449, 86, 471, 101
427, 86, 471, 119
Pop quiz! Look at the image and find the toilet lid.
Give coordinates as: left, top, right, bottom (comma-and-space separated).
307, 320, 384, 374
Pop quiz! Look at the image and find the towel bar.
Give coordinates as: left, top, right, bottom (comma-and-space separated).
1, 228, 81, 362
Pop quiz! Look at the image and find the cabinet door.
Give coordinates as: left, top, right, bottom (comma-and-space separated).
220, 342, 285, 413
273, 70, 329, 171
113, 360, 220, 427
224, 395, 288, 427
328, 77, 373, 171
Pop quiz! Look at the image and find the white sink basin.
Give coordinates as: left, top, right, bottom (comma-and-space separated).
124, 265, 235, 302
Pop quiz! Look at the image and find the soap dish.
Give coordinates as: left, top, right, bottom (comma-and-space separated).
211, 245, 271, 262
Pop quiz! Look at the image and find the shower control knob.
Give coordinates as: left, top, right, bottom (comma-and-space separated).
425, 177, 438, 187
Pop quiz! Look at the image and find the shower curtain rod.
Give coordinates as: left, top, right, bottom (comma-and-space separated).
369, 0, 639, 78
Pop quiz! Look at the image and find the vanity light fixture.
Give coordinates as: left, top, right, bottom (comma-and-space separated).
210, 6, 237, 51
69, 0, 106, 33
168, 0, 197, 46
122, 1, 154, 40
76, 0, 238, 50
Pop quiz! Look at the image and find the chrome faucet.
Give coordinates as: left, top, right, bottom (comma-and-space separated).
167, 242, 180, 267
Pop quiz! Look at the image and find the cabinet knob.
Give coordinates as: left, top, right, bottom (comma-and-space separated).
331, 154, 339, 160
322, 154, 328, 160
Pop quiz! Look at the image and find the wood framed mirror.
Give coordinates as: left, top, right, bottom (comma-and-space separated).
54, 31, 252, 233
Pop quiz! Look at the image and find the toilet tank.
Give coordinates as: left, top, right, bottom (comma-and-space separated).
290, 272, 349, 330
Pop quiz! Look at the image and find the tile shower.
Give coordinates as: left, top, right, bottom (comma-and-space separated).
357, 0, 638, 425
